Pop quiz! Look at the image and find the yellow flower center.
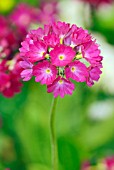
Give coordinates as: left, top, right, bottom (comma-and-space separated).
40, 51, 45, 56
60, 38, 63, 44
76, 53, 83, 59
71, 66, 76, 72
45, 68, 51, 74
59, 55, 65, 60
45, 54, 50, 59
58, 80, 64, 84
6, 59, 16, 70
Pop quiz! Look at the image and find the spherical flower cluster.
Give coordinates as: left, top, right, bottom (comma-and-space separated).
19, 21, 103, 98
81, 0, 112, 7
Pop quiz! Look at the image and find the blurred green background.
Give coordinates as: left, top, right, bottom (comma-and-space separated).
1, 0, 114, 169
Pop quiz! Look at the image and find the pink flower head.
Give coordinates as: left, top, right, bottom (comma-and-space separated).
86, 65, 102, 86
10, 3, 37, 29
44, 33, 60, 48
81, 0, 112, 7
37, 0, 59, 24
47, 76, 75, 98
20, 39, 47, 63
83, 41, 103, 65
2, 73, 22, 98
19, 21, 103, 98
27, 40, 47, 62
0, 15, 8, 38
0, 39, 10, 58
103, 156, 114, 169
19, 38, 33, 56
33, 60, 57, 85
0, 15, 18, 52
20, 60, 33, 81
0, 55, 22, 98
69, 28, 91, 47
65, 61, 88, 82
52, 21, 71, 40
50, 45, 75, 67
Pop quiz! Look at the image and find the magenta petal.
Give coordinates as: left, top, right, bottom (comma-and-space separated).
33, 60, 57, 85
47, 76, 75, 98
21, 69, 33, 81
65, 61, 88, 82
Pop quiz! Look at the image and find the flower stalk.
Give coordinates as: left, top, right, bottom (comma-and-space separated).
50, 97, 58, 170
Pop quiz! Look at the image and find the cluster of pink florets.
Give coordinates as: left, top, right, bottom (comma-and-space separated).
37, 0, 59, 24
19, 21, 103, 98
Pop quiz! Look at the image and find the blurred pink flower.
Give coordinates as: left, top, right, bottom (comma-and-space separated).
47, 76, 75, 98
103, 156, 114, 169
10, 3, 37, 29
19, 21, 103, 98
50, 45, 75, 67
0, 15, 18, 53
20, 60, 33, 81
33, 60, 57, 85
81, 156, 114, 169
81, 161, 91, 170
87, 65, 102, 86
36, 0, 59, 24
81, 0, 112, 7
0, 54, 22, 98
65, 61, 88, 82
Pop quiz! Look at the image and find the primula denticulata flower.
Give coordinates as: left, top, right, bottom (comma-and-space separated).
19, 21, 103, 98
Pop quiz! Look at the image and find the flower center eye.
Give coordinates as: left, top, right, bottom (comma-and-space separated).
46, 68, 51, 74
45, 54, 50, 59
60, 38, 63, 44
40, 51, 45, 56
59, 55, 65, 60
71, 66, 76, 72
58, 79, 64, 84
76, 53, 83, 59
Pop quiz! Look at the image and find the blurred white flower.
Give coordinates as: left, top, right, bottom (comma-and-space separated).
58, 0, 85, 26
88, 100, 113, 120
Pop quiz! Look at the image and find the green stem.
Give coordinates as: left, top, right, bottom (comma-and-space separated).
50, 97, 58, 170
